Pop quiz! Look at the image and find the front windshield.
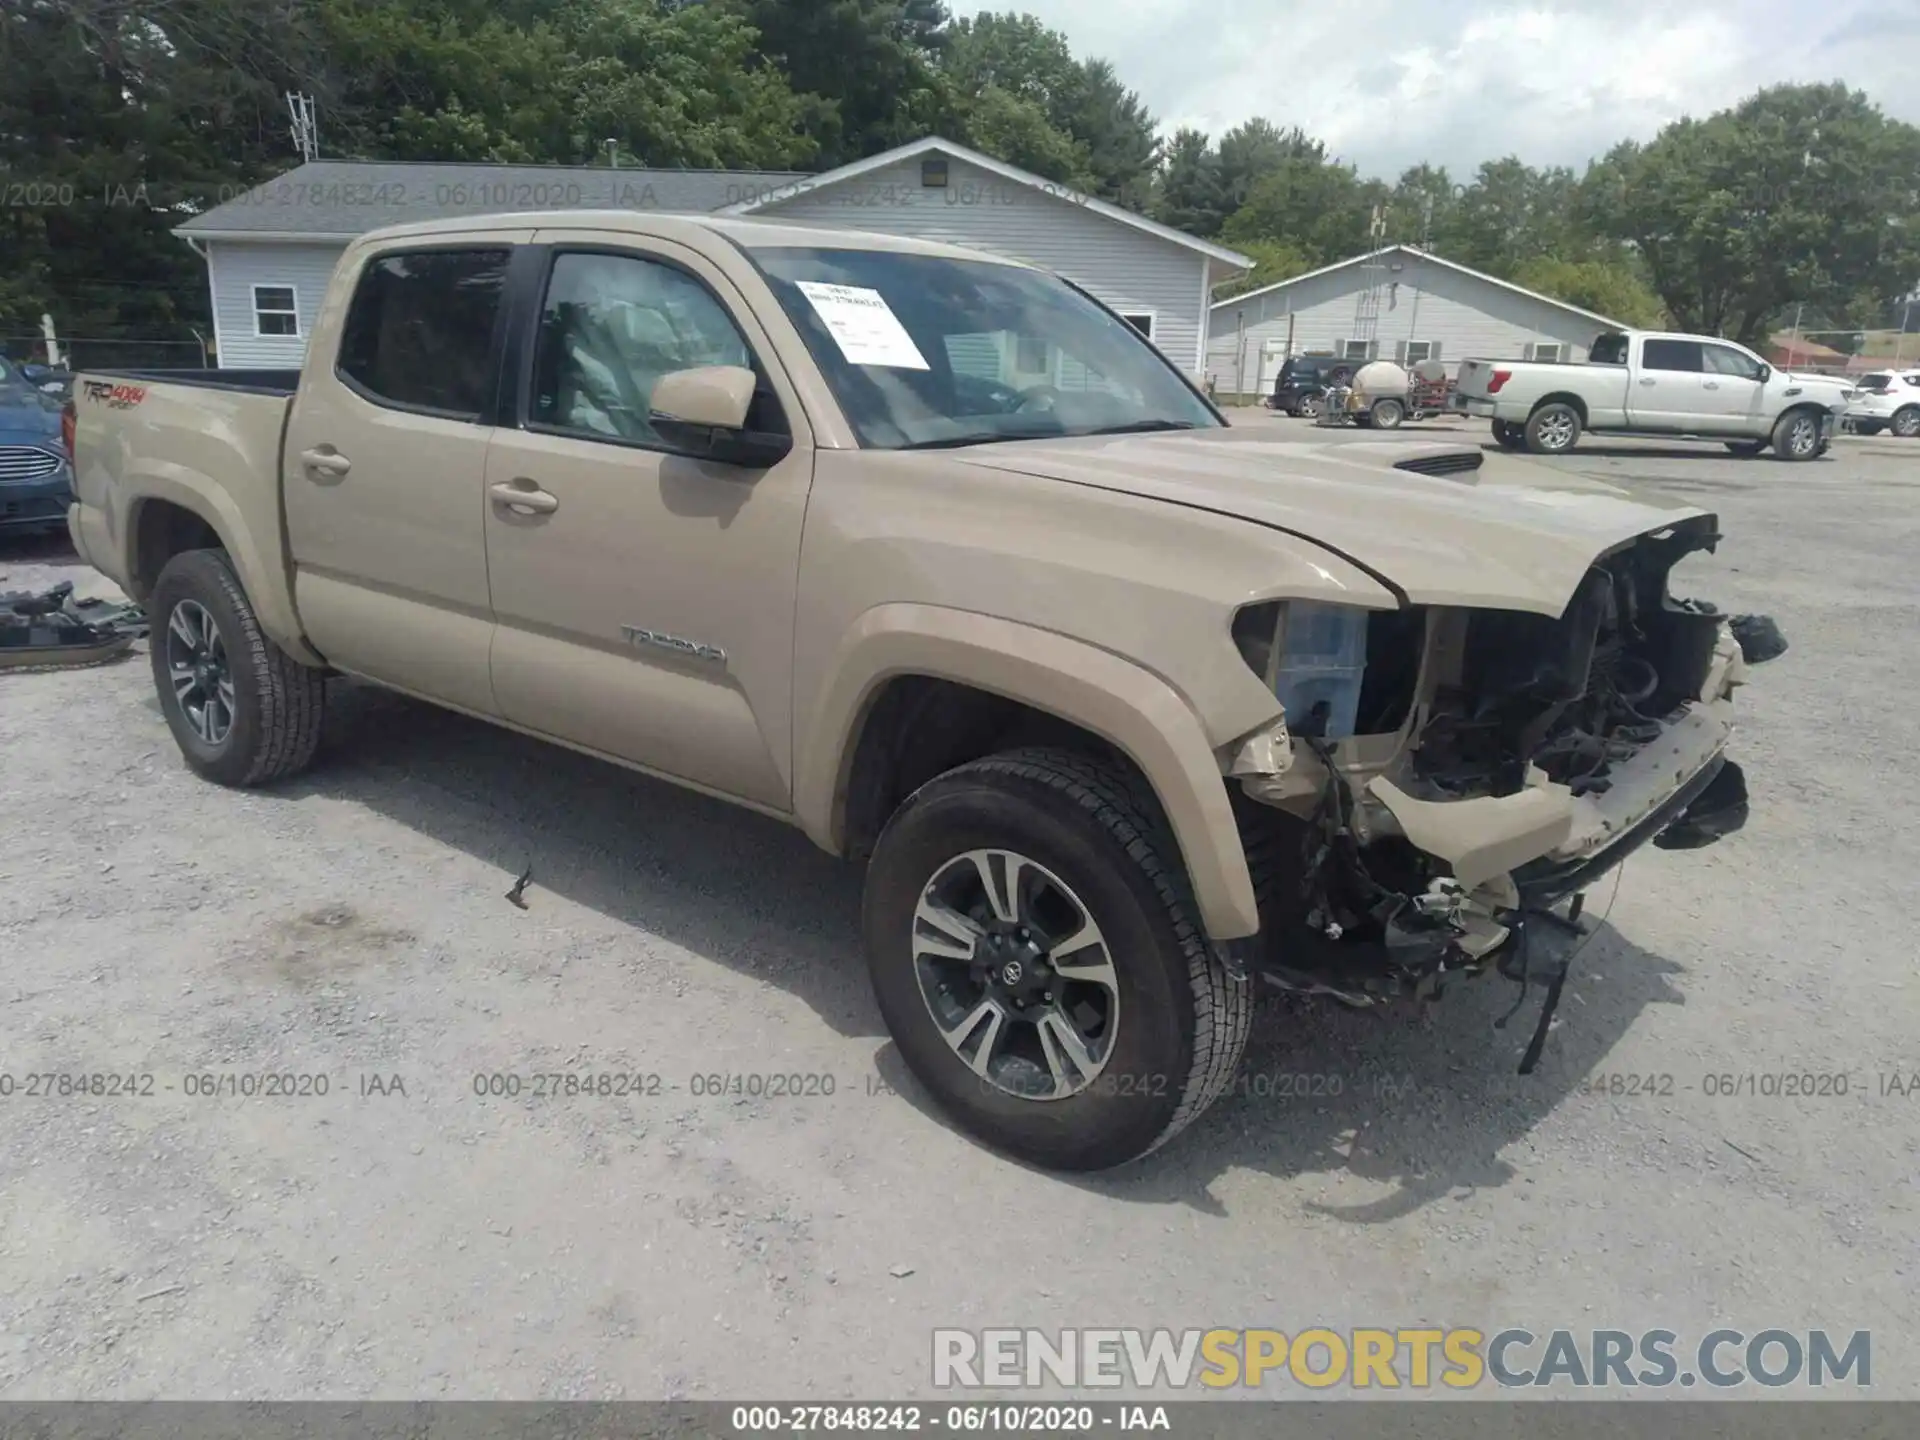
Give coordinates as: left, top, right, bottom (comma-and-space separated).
747, 246, 1220, 449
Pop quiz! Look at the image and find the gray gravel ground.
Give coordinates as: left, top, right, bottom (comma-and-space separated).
1, 425, 1916, 1401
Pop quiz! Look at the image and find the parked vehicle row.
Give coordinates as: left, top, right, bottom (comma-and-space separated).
1844, 369, 1920, 437
1452, 330, 1851, 459
0, 356, 73, 537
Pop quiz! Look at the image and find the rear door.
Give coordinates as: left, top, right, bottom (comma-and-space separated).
282, 238, 529, 714
1629, 338, 1705, 430
479, 233, 815, 810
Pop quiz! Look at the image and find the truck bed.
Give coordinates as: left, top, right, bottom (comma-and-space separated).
83, 368, 301, 396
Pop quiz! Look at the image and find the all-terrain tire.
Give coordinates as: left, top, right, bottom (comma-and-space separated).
1770, 407, 1824, 460
1524, 401, 1582, 454
862, 746, 1252, 1171
148, 548, 326, 787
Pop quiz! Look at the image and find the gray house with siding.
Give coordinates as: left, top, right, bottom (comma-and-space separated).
1206, 245, 1622, 401
174, 137, 1250, 378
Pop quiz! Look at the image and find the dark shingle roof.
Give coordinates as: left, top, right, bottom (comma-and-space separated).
175, 159, 813, 238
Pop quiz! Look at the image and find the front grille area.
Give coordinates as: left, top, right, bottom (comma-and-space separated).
0, 445, 62, 483
1393, 450, 1483, 478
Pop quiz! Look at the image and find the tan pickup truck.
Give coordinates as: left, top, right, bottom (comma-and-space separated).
69, 211, 1758, 1170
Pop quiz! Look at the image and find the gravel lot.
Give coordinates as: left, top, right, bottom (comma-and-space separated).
2, 425, 1916, 1400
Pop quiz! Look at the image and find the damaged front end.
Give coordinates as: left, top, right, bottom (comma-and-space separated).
1223, 514, 1777, 1069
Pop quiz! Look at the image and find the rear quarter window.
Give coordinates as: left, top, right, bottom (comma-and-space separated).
337, 248, 511, 416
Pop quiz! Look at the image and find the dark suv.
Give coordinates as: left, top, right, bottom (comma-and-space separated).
1269, 354, 1359, 416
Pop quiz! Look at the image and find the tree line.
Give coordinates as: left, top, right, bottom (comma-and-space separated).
3, 0, 1917, 353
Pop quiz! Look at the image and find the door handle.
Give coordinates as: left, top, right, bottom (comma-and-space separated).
489, 479, 559, 515
1637, 377, 1657, 386
1703, 381, 1721, 389
299, 447, 352, 477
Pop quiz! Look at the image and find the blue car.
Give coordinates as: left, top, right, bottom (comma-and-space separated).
0, 357, 72, 537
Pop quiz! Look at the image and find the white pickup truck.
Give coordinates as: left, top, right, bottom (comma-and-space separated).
1452, 330, 1851, 459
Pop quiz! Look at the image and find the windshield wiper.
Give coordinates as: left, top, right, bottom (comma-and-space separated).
895, 430, 1054, 451
1078, 419, 1204, 436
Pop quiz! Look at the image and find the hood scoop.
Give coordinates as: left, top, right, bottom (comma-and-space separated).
1391, 448, 1483, 482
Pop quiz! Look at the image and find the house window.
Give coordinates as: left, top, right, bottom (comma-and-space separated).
1015, 334, 1049, 373
253, 285, 299, 337
1118, 312, 1154, 339
1340, 338, 1374, 360
1402, 340, 1438, 364
1527, 341, 1565, 363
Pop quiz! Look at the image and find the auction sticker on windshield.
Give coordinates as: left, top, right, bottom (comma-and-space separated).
795, 281, 929, 370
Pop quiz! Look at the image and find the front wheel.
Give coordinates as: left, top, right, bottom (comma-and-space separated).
1893, 406, 1920, 439
148, 549, 326, 787
1770, 408, 1823, 461
1525, 402, 1582, 454
862, 748, 1251, 1171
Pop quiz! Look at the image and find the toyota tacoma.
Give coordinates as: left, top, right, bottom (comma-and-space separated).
69, 212, 1760, 1170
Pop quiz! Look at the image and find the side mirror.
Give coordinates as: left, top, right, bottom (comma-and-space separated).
649, 364, 790, 467
19, 363, 49, 383
1755, 363, 1772, 383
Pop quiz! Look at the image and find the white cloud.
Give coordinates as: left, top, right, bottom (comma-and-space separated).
957, 0, 1920, 177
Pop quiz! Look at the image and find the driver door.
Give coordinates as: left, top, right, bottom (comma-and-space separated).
481, 234, 815, 810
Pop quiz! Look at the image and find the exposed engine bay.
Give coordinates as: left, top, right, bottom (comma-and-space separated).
1226, 516, 1779, 1070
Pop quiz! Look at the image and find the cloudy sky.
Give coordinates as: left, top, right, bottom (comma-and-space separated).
964, 0, 1920, 178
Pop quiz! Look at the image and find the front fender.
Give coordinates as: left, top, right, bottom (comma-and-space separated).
795, 603, 1261, 940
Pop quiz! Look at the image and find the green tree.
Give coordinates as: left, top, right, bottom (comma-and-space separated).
1510, 257, 1667, 328
718, 0, 950, 166
1212, 238, 1314, 299
1222, 154, 1384, 266
1589, 82, 1920, 342
942, 14, 1155, 202
1152, 128, 1228, 237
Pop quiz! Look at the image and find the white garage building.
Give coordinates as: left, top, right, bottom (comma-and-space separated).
175, 136, 1249, 381
1205, 245, 1623, 401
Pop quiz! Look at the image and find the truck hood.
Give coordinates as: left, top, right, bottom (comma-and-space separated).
939, 428, 1716, 616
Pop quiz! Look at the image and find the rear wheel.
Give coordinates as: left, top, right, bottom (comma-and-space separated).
862, 747, 1251, 1171
1770, 408, 1823, 461
1525, 402, 1581, 454
1295, 393, 1323, 419
1370, 398, 1405, 429
148, 549, 326, 787
1893, 406, 1920, 438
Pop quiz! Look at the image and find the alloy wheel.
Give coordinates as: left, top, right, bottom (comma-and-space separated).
1536, 411, 1576, 450
165, 599, 236, 746
1784, 414, 1819, 456
910, 848, 1119, 1101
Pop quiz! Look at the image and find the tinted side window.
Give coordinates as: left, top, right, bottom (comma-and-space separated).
1702, 344, 1763, 379
338, 248, 510, 416
1589, 333, 1629, 365
531, 252, 764, 445
1641, 339, 1703, 373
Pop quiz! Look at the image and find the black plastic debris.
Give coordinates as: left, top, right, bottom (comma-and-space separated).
0, 580, 148, 671
1729, 613, 1788, 665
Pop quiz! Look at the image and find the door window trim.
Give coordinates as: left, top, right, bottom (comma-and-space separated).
332, 242, 518, 423
511, 242, 791, 458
